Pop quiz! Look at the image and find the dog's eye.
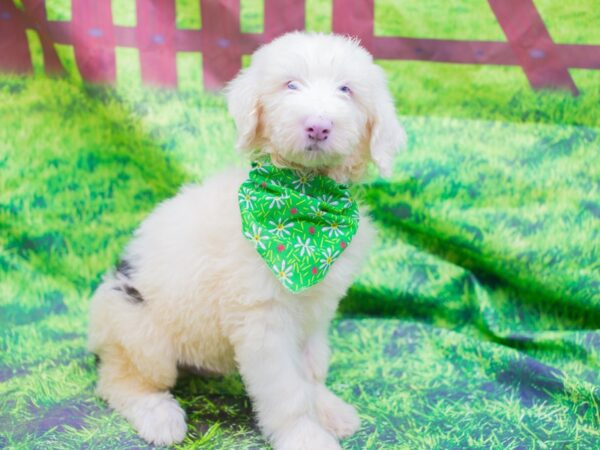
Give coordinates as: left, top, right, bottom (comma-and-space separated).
287, 81, 299, 90
338, 85, 351, 94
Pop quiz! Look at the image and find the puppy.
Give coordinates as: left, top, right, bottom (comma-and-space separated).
88, 32, 405, 449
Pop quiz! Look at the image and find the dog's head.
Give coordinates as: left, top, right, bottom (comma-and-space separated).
226, 32, 405, 182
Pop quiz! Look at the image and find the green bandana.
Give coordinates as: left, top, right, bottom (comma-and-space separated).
238, 159, 360, 293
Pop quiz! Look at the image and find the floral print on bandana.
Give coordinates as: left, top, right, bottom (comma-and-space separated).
238, 159, 360, 293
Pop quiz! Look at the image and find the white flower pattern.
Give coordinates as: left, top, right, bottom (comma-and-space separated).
310, 205, 326, 218
244, 223, 268, 250
238, 187, 256, 208
318, 194, 339, 207
319, 248, 341, 270
322, 219, 345, 237
292, 172, 315, 193
266, 193, 290, 209
342, 192, 354, 209
252, 161, 269, 173
273, 260, 293, 285
294, 236, 315, 257
268, 218, 294, 237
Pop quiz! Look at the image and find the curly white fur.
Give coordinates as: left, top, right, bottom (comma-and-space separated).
88, 32, 404, 449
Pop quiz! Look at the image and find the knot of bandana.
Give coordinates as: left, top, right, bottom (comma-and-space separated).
238, 159, 360, 293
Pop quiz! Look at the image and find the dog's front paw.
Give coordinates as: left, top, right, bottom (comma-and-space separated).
130, 392, 187, 446
315, 387, 360, 439
273, 415, 341, 450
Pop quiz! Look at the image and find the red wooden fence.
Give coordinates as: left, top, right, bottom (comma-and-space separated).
0, 0, 598, 94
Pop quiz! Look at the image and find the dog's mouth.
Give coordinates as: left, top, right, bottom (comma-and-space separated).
305, 143, 324, 152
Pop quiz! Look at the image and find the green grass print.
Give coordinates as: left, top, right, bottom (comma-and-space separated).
2, 0, 600, 448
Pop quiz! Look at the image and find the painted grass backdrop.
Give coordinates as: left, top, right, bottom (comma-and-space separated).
1, 0, 600, 448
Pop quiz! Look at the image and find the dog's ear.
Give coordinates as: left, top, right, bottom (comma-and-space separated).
225, 65, 261, 152
367, 65, 406, 178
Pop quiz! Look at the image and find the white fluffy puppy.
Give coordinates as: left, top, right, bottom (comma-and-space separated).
88, 32, 405, 449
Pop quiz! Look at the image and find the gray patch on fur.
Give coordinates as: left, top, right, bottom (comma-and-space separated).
113, 284, 145, 304
116, 259, 134, 278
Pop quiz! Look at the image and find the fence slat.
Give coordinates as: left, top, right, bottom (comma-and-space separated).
23, 0, 64, 75
263, 0, 304, 40
332, 0, 374, 50
200, 0, 241, 90
71, 0, 116, 83
136, 0, 178, 87
0, 0, 32, 74
488, 0, 578, 95
372, 37, 518, 66
558, 44, 600, 70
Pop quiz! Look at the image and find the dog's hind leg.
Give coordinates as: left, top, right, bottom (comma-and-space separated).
95, 343, 187, 446
89, 282, 186, 446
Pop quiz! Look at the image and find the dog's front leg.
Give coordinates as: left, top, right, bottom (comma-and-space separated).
229, 303, 341, 450
304, 330, 361, 440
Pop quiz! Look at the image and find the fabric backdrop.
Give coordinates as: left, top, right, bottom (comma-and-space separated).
1, 0, 599, 448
